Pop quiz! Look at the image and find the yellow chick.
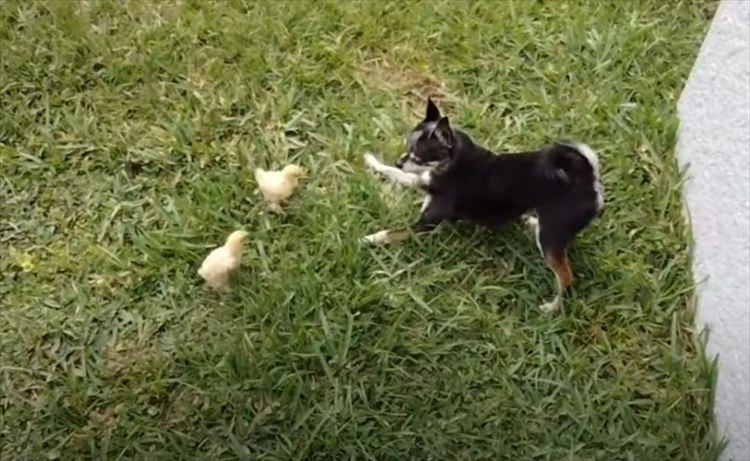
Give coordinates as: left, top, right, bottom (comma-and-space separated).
254, 164, 305, 213
198, 230, 248, 291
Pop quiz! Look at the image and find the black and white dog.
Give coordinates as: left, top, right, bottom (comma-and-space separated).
362, 98, 604, 312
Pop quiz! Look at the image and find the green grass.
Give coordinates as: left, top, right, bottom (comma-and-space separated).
0, 1, 724, 459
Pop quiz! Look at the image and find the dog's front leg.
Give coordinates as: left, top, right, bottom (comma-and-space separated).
362, 221, 439, 246
363, 153, 428, 189
362, 196, 445, 246
362, 227, 410, 245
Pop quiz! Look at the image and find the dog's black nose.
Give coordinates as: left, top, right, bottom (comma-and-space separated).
395, 157, 406, 169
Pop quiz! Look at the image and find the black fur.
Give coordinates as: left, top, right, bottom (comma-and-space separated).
402, 99, 602, 260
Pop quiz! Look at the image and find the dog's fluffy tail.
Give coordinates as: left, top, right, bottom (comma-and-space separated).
546, 140, 604, 210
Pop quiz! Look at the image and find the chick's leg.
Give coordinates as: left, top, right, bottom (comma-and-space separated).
205, 272, 230, 292
268, 202, 285, 214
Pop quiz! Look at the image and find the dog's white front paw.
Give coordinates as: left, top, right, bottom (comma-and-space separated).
362, 230, 387, 246
539, 297, 561, 313
363, 153, 382, 172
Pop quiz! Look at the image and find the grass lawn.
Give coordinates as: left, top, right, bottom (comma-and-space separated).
0, 1, 724, 459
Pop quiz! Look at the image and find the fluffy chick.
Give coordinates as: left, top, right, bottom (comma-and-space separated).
254, 164, 305, 213
198, 230, 248, 291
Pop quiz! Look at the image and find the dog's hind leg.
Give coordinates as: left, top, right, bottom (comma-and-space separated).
526, 215, 571, 312
535, 200, 597, 313
539, 246, 573, 313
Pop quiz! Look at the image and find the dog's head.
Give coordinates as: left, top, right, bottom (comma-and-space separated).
396, 98, 455, 173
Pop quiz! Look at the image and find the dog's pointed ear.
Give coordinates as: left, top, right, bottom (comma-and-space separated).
432, 116, 453, 148
425, 97, 441, 122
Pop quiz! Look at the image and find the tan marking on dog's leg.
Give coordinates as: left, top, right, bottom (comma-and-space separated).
540, 250, 573, 313
362, 228, 409, 245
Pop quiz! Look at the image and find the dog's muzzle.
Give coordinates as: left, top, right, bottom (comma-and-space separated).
395, 153, 410, 169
